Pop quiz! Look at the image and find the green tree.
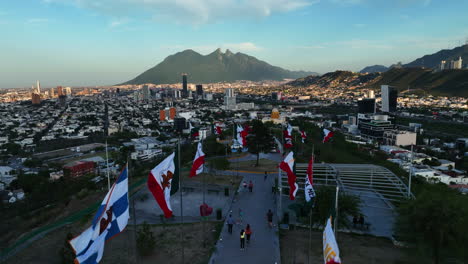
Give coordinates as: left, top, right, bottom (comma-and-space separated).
137, 221, 156, 256
203, 135, 226, 157
395, 184, 468, 264
292, 186, 361, 229
246, 120, 274, 166
208, 157, 230, 175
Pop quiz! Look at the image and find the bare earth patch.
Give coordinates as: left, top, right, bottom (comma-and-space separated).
280, 227, 417, 264
6, 221, 222, 264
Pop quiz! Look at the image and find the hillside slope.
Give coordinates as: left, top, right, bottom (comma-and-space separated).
123, 49, 317, 84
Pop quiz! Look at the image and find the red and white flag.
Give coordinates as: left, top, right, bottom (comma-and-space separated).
300, 130, 307, 143
214, 124, 222, 135
279, 151, 298, 200
237, 125, 247, 147
323, 218, 342, 264
283, 123, 293, 149
190, 142, 205, 178
323, 129, 334, 143
305, 155, 316, 202
147, 153, 175, 218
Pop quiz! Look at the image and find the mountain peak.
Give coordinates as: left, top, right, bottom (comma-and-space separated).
123, 49, 316, 85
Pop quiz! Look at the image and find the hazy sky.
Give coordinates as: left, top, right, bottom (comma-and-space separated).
1, 0, 468, 88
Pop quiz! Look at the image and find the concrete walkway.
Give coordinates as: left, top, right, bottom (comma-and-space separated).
209, 171, 281, 264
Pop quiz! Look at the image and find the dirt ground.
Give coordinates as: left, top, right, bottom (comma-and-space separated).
5, 221, 222, 264
280, 227, 419, 264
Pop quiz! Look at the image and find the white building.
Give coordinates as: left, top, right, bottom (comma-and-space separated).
224, 88, 237, 110
383, 130, 417, 146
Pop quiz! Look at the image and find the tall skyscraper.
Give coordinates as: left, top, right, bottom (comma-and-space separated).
381, 85, 397, 112
57, 86, 64, 97
36, 80, 41, 94
50, 87, 55, 98
142, 85, 150, 101
196, 84, 203, 96
224, 88, 237, 110
182, 74, 188, 98
31, 93, 41, 105
358, 99, 376, 114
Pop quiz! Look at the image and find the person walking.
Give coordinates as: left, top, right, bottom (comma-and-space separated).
238, 208, 244, 225
242, 181, 248, 192
264, 171, 268, 181
248, 180, 253, 193
245, 224, 252, 244
240, 229, 246, 250
267, 209, 273, 228
227, 214, 235, 234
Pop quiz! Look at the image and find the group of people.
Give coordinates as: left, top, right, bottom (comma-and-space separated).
226, 209, 275, 250
225, 172, 273, 250
242, 180, 254, 192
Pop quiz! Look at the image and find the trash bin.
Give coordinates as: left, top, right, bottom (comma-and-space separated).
224, 187, 229, 196
283, 212, 289, 225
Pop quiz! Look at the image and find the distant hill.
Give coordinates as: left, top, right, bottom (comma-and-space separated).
287, 70, 380, 87
360, 65, 389, 73
123, 49, 317, 85
404, 44, 468, 69
365, 67, 468, 97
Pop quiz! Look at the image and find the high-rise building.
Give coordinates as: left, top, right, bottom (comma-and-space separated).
32, 93, 41, 105
358, 99, 376, 114
159, 109, 166, 121
381, 85, 397, 113
36, 80, 41, 94
57, 86, 64, 97
271, 92, 278, 100
174, 90, 181, 99
224, 88, 236, 110
196, 84, 203, 96
142, 85, 150, 100
182, 74, 188, 98
50, 88, 55, 98
64, 87, 72, 96
440, 60, 447, 71
368, 90, 375, 99
454, 56, 463, 69
169, 107, 176, 120
174, 117, 187, 132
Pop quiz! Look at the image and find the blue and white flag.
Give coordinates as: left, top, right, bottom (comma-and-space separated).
69, 166, 130, 264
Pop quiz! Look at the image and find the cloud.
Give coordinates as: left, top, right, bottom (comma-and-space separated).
26, 18, 49, 24
109, 18, 129, 28
353, 23, 366, 28
330, 0, 363, 4
47, 0, 316, 24
331, 0, 431, 6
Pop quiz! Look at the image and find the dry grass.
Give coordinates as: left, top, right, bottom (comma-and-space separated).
280, 227, 418, 264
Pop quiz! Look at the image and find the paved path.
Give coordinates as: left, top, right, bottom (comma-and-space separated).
209, 171, 281, 264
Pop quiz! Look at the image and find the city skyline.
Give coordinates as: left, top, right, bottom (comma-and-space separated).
1, 0, 468, 87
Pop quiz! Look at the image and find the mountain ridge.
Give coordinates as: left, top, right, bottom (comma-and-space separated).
123, 49, 318, 85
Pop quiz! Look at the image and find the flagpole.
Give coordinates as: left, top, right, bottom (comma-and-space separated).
106, 140, 110, 190
127, 157, 139, 264
202, 140, 206, 248
178, 138, 185, 264
308, 145, 314, 264
334, 186, 339, 238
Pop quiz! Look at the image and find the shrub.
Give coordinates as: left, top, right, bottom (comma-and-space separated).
137, 221, 156, 256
